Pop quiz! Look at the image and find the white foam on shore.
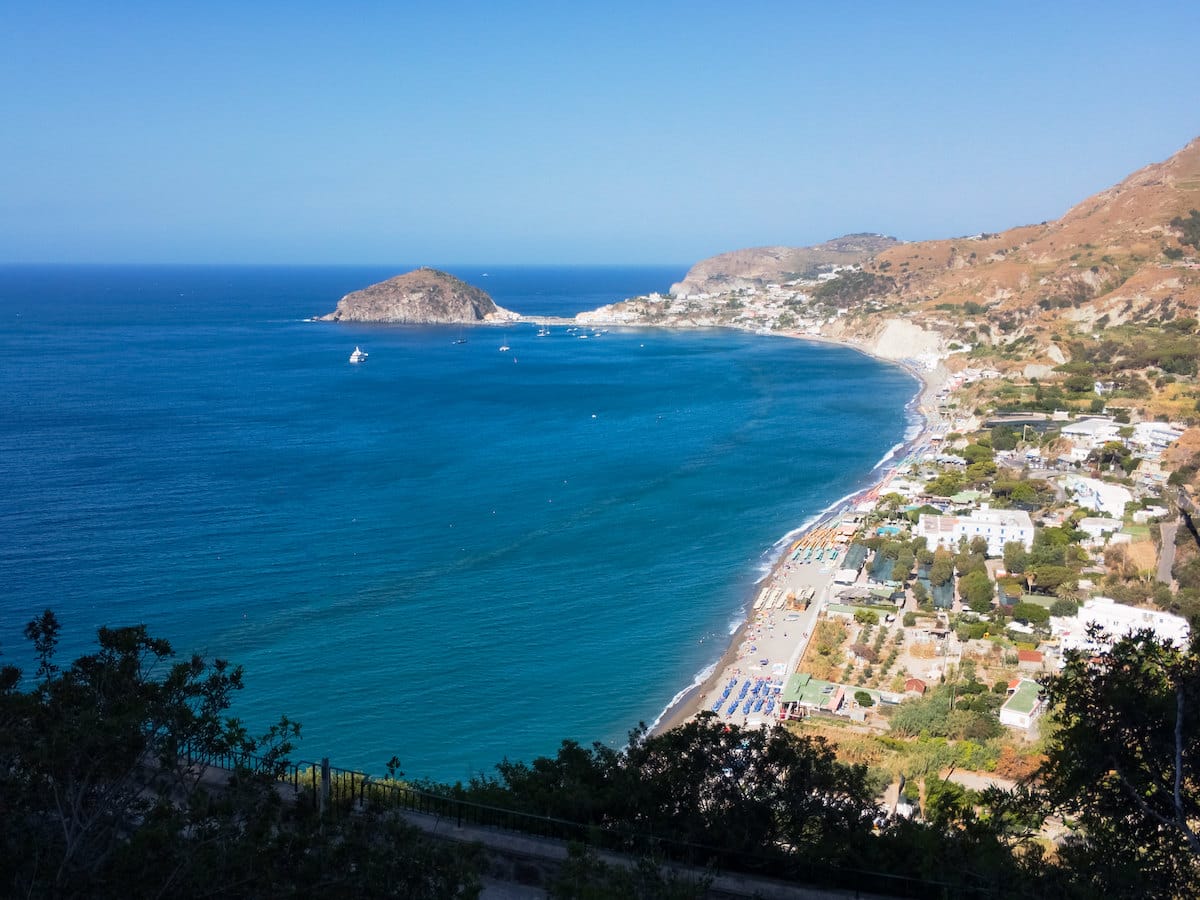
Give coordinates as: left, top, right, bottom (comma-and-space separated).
872, 441, 906, 470
654, 345, 936, 735
647, 659, 718, 733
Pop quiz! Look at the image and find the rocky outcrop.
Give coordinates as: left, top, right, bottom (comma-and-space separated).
321, 268, 517, 324
669, 234, 901, 297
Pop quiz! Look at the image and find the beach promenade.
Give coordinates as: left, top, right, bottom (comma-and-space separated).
656, 358, 947, 733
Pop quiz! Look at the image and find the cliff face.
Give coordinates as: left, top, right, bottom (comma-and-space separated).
669, 234, 901, 297
321, 268, 517, 324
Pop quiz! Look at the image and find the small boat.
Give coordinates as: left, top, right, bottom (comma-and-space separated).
349, 346, 368, 363
452, 337, 467, 345
499, 343, 511, 352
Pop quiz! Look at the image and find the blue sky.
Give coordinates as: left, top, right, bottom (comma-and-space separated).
2, 1, 1197, 264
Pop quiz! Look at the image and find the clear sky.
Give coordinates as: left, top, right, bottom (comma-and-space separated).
2, 1, 1197, 265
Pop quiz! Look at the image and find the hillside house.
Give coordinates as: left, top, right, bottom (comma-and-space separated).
999, 679, 1046, 730
1053, 597, 1190, 658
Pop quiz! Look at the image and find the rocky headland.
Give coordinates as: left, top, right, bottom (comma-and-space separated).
668, 233, 901, 298
321, 267, 518, 324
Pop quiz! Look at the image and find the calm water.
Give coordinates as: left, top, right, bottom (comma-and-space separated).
0, 265, 916, 782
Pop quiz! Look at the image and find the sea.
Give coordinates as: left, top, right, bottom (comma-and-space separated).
0, 264, 918, 783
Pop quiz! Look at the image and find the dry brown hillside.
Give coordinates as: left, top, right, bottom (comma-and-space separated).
867, 137, 1200, 340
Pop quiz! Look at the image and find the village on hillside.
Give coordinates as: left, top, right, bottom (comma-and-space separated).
702, 365, 1197, 820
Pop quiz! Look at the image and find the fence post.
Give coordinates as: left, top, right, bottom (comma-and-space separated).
320, 757, 331, 824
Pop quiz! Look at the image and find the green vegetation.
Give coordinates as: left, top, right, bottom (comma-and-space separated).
1031, 630, 1200, 896
1171, 208, 1200, 250
811, 270, 897, 307
888, 681, 1003, 742
6, 612, 1199, 898
0, 612, 479, 898
958, 570, 994, 613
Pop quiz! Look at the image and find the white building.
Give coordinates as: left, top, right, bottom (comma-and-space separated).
915, 507, 1035, 557
1060, 417, 1121, 450
1052, 596, 1190, 658
1062, 475, 1133, 518
1076, 517, 1123, 544
999, 679, 1046, 730
1130, 421, 1184, 455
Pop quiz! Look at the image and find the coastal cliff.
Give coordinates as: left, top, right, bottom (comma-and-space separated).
669, 233, 901, 297
321, 268, 518, 324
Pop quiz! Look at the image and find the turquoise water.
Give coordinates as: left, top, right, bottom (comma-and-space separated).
0, 265, 916, 782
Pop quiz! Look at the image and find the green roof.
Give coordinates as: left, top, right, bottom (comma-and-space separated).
780, 673, 837, 707
1003, 679, 1043, 715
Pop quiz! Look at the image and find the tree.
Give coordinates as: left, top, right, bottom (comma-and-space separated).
0, 612, 480, 898
929, 548, 954, 587
1010, 602, 1051, 625
959, 570, 995, 613
854, 690, 875, 708
1049, 598, 1079, 618
926, 472, 964, 497
894, 547, 916, 581
1003, 541, 1029, 575
990, 425, 1020, 451
1038, 629, 1200, 897
962, 443, 995, 465
854, 609, 880, 625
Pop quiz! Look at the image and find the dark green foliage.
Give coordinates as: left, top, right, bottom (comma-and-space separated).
1027, 564, 1076, 593
1003, 541, 1029, 574
855, 690, 875, 708
959, 570, 995, 613
1171, 208, 1200, 250
1036, 630, 1200, 897
811, 270, 896, 306
990, 425, 1020, 450
889, 683, 1002, 741
1049, 598, 1079, 618
929, 548, 954, 586
925, 472, 964, 496
0, 612, 480, 899
1010, 602, 1051, 625
463, 716, 879, 870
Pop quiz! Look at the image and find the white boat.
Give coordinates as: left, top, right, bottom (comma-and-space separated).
349, 346, 368, 363
498, 343, 511, 352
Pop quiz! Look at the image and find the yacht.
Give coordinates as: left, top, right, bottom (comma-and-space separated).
349, 346, 368, 363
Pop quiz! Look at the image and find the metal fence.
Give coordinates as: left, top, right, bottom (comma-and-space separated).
185, 746, 1024, 900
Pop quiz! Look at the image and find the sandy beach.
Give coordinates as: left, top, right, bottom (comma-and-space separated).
654, 346, 947, 734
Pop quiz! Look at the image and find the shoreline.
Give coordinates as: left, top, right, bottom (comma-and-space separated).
651, 330, 946, 735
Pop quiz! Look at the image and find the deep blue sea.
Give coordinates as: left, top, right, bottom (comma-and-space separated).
0, 265, 916, 782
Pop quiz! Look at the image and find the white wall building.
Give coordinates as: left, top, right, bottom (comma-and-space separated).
999, 679, 1046, 730
1130, 421, 1184, 455
915, 508, 1035, 557
1062, 475, 1133, 518
1076, 517, 1123, 544
1060, 417, 1121, 450
1052, 596, 1190, 659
